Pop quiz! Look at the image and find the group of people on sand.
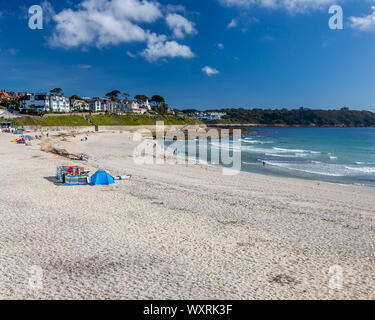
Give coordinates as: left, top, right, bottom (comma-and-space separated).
68, 152, 88, 162
34, 132, 49, 140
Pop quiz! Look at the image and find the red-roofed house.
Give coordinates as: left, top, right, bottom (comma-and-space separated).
0, 89, 11, 100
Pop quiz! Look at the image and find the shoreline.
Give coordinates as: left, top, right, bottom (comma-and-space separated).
163, 142, 375, 191
39, 130, 375, 193
162, 141, 375, 192
5, 126, 375, 190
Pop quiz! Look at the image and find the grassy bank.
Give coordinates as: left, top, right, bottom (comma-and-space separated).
9, 116, 91, 127
88, 114, 202, 126
3, 114, 202, 127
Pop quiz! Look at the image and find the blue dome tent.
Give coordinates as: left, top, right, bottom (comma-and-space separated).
90, 170, 115, 186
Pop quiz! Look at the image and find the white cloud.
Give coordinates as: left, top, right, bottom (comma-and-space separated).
166, 13, 197, 39
219, 0, 342, 13
49, 0, 151, 48
8, 48, 18, 55
228, 16, 258, 30
127, 50, 137, 58
165, 4, 186, 14
78, 64, 92, 69
350, 7, 375, 31
41, 1, 55, 23
217, 43, 224, 49
202, 66, 220, 76
48, 0, 196, 62
141, 39, 194, 62
262, 35, 273, 41
228, 18, 238, 28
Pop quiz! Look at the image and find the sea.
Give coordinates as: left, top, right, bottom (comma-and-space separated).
164, 127, 375, 188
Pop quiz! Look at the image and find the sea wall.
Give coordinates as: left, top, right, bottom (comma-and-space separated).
42, 112, 105, 117
22, 126, 95, 133
98, 124, 207, 132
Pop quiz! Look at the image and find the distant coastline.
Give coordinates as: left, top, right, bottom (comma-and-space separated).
3, 108, 375, 129
187, 108, 375, 128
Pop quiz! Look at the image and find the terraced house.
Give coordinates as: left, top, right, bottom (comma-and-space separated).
20, 93, 71, 113
70, 98, 89, 111
87, 98, 151, 114
87, 98, 116, 112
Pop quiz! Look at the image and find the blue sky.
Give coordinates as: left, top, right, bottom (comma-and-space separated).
1, 0, 375, 110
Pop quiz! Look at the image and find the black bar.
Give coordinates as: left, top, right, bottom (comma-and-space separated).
0, 300, 371, 318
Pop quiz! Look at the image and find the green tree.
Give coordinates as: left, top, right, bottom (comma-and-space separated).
105, 90, 121, 101
71, 94, 82, 100
158, 103, 168, 115
123, 92, 130, 100
10, 99, 19, 110
151, 95, 165, 107
200, 108, 375, 127
50, 88, 63, 96
134, 95, 150, 103
0, 99, 10, 108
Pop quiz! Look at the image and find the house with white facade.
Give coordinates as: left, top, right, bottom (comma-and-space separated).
87, 98, 150, 114
9, 92, 29, 99
138, 99, 151, 111
194, 112, 227, 121
87, 98, 102, 112
121, 100, 148, 114
166, 107, 176, 115
20, 93, 71, 113
87, 98, 118, 113
70, 99, 89, 111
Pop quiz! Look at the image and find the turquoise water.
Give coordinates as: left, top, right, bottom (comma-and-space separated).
165, 127, 375, 187
239, 127, 375, 187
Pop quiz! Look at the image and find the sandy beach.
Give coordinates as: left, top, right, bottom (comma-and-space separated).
0, 130, 375, 300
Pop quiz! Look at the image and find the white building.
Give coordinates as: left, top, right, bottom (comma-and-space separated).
166, 107, 176, 115
138, 99, 151, 111
87, 98, 117, 112
70, 99, 89, 111
87, 98, 149, 114
10, 92, 29, 99
87, 98, 102, 112
121, 100, 148, 114
20, 93, 71, 113
194, 112, 227, 121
